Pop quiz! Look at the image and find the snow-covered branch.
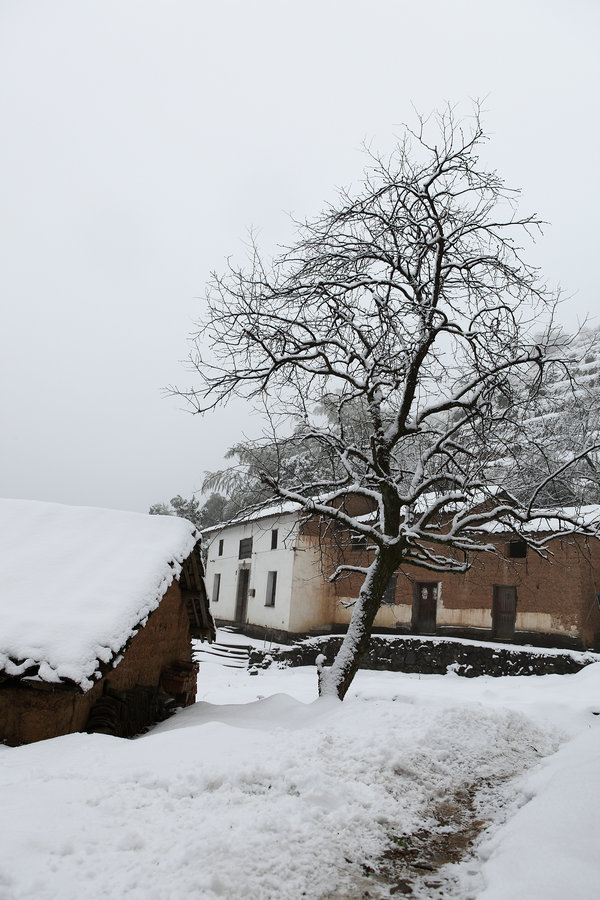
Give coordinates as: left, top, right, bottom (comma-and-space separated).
177, 104, 600, 699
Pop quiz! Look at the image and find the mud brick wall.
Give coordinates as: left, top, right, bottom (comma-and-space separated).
249, 635, 599, 677
282, 529, 600, 647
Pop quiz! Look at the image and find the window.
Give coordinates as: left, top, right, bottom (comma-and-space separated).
350, 534, 367, 551
212, 573, 221, 603
382, 573, 398, 605
271, 528, 278, 550
239, 537, 253, 559
265, 571, 277, 606
218, 539, 224, 557
508, 539, 527, 559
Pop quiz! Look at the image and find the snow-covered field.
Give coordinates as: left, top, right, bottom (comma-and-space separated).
1, 635, 599, 900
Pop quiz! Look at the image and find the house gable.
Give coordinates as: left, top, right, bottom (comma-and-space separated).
204, 509, 300, 632
0, 500, 212, 745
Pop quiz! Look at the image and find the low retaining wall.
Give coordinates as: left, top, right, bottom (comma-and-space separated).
249, 635, 600, 677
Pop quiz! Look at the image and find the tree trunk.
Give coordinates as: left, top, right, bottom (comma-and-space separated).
318, 549, 401, 700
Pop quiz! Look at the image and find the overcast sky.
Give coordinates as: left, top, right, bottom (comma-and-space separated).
1, 0, 599, 513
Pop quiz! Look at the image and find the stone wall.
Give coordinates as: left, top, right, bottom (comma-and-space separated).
249, 634, 600, 677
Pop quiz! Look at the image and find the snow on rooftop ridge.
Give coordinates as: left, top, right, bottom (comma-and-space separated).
483, 504, 600, 534
202, 499, 305, 533
202, 489, 377, 534
202, 491, 600, 538
0, 499, 199, 691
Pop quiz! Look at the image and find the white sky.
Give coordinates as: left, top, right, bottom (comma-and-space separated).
1, 0, 599, 513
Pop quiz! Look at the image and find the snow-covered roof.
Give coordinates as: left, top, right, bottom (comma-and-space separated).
483, 504, 600, 535
0, 499, 199, 691
202, 500, 302, 534
202, 490, 379, 535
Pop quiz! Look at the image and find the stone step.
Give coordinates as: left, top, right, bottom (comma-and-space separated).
194, 640, 251, 669
199, 649, 248, 662
212, 641, 253, 654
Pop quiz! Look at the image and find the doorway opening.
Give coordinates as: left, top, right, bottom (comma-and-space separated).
235, 567, 250, 623
492, 585, 517, 640
413, 582, 438, 634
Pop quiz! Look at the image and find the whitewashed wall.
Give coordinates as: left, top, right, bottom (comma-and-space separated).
204, 512, 300, 632
287, 531, 338, 632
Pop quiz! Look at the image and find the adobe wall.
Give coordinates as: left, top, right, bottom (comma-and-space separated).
318, 534, 600, 649
432, 538, 593, 641
0, 581, 192, 746
570, 538, 600, 647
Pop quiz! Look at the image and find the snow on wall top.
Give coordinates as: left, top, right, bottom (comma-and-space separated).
0, 499, 199, 691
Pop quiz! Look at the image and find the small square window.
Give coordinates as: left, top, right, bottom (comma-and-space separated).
509, 539, 527, 559
212, 573, 221, 603
271, 529, 278, 550
265, 571, 277, 607
239, 537, 253, 559
382, 573, 398, 605
218, 539, 224, 557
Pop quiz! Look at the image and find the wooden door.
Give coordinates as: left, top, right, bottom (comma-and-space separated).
235, 568, 250, 623
493, 586, 516, 640
413, 582, 438, 634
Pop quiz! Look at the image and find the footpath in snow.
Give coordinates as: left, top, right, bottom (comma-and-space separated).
0, 634, 599, 900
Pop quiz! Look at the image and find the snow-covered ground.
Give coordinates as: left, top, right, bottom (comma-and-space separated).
1, 633, 599, 899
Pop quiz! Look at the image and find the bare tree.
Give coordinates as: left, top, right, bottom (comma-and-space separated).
178, 106, 598, 699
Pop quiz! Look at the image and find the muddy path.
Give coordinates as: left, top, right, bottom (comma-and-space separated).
373, 782, 489, 897
323, 775, 516, 900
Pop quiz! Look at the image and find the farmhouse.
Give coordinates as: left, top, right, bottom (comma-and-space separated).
0, 499, 214, 746
204, 503, 600, 650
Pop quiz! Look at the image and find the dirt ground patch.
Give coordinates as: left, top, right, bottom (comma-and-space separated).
376, 785, 486, 897
325, 779, 498, 899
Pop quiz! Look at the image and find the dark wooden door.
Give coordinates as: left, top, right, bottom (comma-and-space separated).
235, 568, 250, 623
493, 586, 516, 640
413, 582, 438, 634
